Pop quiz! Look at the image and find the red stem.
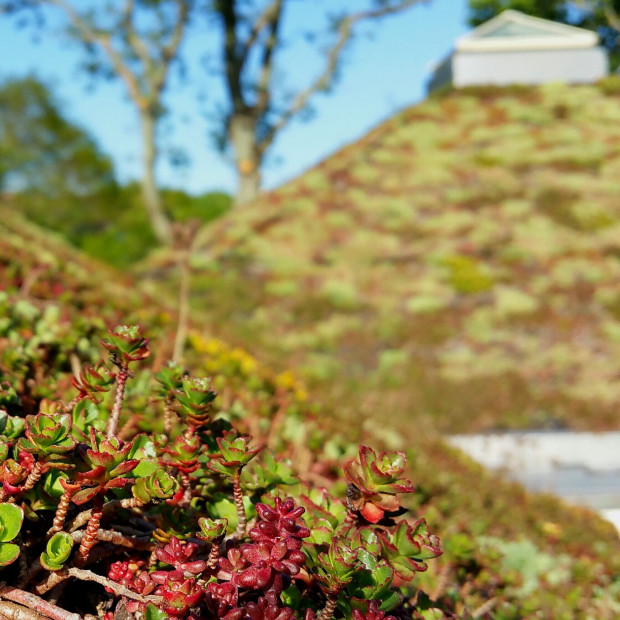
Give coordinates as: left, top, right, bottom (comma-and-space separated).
76, 495, 103, 563
48, 490, 73, 536
21, 460, 45, 493
63, 394, 83, 415
206, 539, 221, 570
232, 468, 246, 539
107, 361, 129, 437
318, 594, 338, 620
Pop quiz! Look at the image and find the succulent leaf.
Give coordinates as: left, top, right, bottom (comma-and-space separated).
40, 531, 73, 571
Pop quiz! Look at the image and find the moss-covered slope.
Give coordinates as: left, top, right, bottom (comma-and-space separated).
192, 80, 620, 433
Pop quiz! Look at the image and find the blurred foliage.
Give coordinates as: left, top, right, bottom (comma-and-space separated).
145, 82, 620, 434
0, 76, 231, 268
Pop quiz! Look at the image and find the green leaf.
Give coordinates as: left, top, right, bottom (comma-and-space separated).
144, 604, 168, 620
40, 532, 73, 571
0, 503, 24, 542
0, 542, 20, 566
43, 471, 68, 501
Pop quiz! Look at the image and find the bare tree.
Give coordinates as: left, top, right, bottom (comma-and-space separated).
3, 0, 192, 245
211, 0, 426, 205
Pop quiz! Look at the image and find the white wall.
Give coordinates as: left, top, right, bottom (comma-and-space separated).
453, 47, 608, 87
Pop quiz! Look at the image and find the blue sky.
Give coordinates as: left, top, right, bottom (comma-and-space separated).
0, 0, 469, 195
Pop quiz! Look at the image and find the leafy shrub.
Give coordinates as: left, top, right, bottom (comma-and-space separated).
0, 324, 443, 619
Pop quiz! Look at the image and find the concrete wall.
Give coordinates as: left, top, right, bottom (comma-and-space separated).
452, 47, 608, 88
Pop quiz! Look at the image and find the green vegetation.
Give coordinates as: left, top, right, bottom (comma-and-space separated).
167, 82, 620, 433
1, 82, 619, 618
0, 77, 232, 268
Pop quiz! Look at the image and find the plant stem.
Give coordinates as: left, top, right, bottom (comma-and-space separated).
0, 599, 43, 620
21, 461, 45, 494
180, 471, 192, 507
318, 594, 338, 620
106, 361, 129, 437
0, 585, 80, 620
67, 568, 163, 605
76, 495, 103, 563
71, 528, 155, 551
163, 396, 175, 436
68, 494, 145, 531
173, 248, 191, 364
63, 394, 82, 415
232, 468, 246, 539
48, 490, 74, 536
206, 538, 222, 571
339, 509, 357, 537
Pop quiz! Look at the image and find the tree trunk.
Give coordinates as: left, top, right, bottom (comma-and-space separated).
140, 111, 172, 245
230, 112, 262, 206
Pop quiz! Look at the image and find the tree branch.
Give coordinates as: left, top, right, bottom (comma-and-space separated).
45, 0, 146, 109
216, 0, 245, 111
255, 0, 284, 117
259, 0, 422, 153
163, 0, 190, 63
240, 0, 284, 67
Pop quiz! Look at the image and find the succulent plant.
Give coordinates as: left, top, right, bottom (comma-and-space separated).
71, 364, 114, 404
71, 427, 139, 505
0, 322, 443, 619
343, 446, 415, 524
153, 573, 203, 618
0, 503, 23, 566
379, 520, 442, 580
101, 324, 150, 363
172, 376, 217, 428
154, 537, 206, 576
40, 531, 73, 571
196, 516, 228, 542
207, 432, 264, 477
132, 468, 180, 504
17, 411, 76, 457
154, 361, 187, 397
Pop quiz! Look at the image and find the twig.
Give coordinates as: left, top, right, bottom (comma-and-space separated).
0, 600, 46, 620
472, 597, 499, 618
65, 569, 162, 606
69, 495, 145, 532
0, 585, 79, 620
172, 250, 190, 364
71, 529, 155, 551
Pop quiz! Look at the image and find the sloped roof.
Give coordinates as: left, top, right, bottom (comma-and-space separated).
456, 10, 599, 52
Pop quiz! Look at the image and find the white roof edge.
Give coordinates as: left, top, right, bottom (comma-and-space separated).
456, 9, 600, 50
458, 37, 598, 53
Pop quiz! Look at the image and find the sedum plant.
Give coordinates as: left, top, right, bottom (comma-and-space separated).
0, 324, 443, 619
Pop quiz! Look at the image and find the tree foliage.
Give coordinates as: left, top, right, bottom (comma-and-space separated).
0, 76, 116, 202
1, 0, 192, 245
468, 1, 620, 69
